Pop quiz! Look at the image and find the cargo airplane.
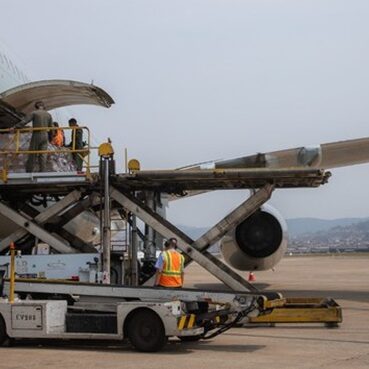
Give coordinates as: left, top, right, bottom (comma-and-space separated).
1, 40, 369, 281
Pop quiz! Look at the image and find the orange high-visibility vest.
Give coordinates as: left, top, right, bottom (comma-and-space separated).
51, 129, 64, 147
159, 250, 184, 287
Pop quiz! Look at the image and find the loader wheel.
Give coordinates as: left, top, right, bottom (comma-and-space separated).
127, 309, 167, 352
0, 316, 8, 345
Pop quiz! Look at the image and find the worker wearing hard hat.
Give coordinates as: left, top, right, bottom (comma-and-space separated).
154, 238, 185, 288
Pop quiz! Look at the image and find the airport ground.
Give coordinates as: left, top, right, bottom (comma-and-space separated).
1, 254, 369, 369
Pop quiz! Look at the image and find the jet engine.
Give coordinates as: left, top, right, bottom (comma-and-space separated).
220, 204, 288, 271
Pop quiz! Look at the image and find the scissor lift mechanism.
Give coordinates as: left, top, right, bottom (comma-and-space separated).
0, 168, 342, 326
0, 168, 329, 290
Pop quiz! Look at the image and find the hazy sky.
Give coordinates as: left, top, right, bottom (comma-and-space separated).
1, 0, 369, 226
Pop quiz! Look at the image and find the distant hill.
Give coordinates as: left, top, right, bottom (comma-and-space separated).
289, 218, 369, 252
177, 217, 369, 253
286, 217, 369, 237
301, 219, 369, 241
178, 217, 369, 239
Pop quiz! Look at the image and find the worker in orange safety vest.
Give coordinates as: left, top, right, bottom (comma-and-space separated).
154, 237, 185, 288
50, 122, 65, 147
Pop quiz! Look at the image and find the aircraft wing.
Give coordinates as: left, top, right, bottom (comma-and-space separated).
212, 137, 369, 170
168, 136, 369, 199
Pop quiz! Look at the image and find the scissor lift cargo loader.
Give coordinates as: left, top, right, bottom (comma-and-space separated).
0, 168, 341, 336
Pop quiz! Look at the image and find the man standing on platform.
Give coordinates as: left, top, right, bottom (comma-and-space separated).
15, 101, 53, 172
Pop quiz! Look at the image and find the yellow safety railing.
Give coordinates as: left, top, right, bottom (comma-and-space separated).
0, 126, 95, 178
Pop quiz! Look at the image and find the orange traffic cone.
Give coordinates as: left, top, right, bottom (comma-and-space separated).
248, 272, 256, 282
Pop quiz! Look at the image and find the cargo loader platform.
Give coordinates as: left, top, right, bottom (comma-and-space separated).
3, 279, 343, 327
248, 297, 342, 326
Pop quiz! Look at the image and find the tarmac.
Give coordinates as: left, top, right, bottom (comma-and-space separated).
1, 254, 369, 369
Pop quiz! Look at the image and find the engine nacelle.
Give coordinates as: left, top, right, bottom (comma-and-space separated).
220, 204, 288, 271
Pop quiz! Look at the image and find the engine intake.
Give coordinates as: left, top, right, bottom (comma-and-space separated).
220, 205, 288, 271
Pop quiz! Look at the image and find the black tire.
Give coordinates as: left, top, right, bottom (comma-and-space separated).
127, 309, 167, 352
0, 316, 8, 345
178, 335, 202, 342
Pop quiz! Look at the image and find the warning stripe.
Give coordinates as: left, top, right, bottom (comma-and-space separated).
188, 314, 196, 328
177, 314, 196, 330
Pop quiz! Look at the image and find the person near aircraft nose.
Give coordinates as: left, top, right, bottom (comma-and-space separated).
15, 100, 53, 172
154, 238, 185, 288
